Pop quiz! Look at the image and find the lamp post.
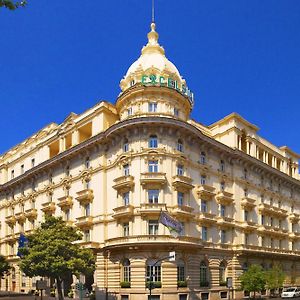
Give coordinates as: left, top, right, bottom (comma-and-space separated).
147, 252, 175, 300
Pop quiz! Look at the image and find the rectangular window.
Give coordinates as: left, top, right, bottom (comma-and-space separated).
123, 192, 129, 206
201, 200, 207, 213
148, 102, 157, 112
220, 292, 228, 299
200, 175, 206, 185
149, 136, 158, 148
244, 210, 248, 221
261, 237, 265, 247
200, 152, 206, 164
11, 170, 14, 179
202, 226, 208, 241
65, 209, 70, 221
148, 160, 158, 173
21, 164, 24, 175
220, 204, 226, 217
221, 230, 226, 243
177, 164, 184, 176
244, 233, 248, 245
148, 190, 159, 203
123, 164, 130, 176
84, 203, 90, 217
127, 107, 133, 116
85, 157, 90, 169
177, 192, 184, 206
261, 215, 265, 225
83, 230, 90, 242
220, 182, 225, 191
220, 160, 225, 172
148, 220, 159, 235
123, 223, 129, 236
121, 296, 129, 300
31, 158, 35, 167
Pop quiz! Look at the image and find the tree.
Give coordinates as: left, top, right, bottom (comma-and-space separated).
19, 216, 95, 300
265, 264, 285, 295
0, 0, 26, 10
0, 255, 10, 278
240, 264, 266, 299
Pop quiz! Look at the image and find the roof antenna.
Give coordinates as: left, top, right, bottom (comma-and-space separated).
152, 0, 155, 23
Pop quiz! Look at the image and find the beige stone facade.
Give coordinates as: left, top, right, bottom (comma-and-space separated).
0, 22, 299, 300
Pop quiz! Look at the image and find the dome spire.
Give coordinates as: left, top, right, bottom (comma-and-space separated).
152, 0, 155, 23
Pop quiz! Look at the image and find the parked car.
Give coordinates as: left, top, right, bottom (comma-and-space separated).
281, 287, 300, 298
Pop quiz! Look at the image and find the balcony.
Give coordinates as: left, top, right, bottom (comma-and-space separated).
75, 189, 94, 205
216, 216, 235, 228
5, 215, 16, 225
258, 203, 288, 218
104, 234, 203, 249
197, 184, 216, 200
241, 197, 256, 209
289, 232, 300, 240
170, 205, 194, 220
140, 203, 166, 217
41, 201, 56, 215
25, 208, 37, 220
197, 212, 217, 225
289, 213, 300, 223
257, 225, 288, 237
57, 196, 73, 210
5, 234, 17, 243
75, 216, 93, 229
140, 172, 167, 187
15, 212, 26, 224
172, 175, 194, 191
216, 191, 234, 205
113, 175, 135, 192
240, 221, 257, 232
113, 205, 134, 220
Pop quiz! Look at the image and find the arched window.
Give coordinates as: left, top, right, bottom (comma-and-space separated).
122, 258, 131, 285
219, 261, 226, 285
123, 138, 129, 152
149, 135, 158, 148
147, 259, 161, 287
177, 139, 183, 152
177, 260, 186, 286
200, 261, 209, 287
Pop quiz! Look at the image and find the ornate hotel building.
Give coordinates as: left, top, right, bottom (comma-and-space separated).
0, 22, 300, 300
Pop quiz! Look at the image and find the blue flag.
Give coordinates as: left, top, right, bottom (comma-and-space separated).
17, 233, 28, 257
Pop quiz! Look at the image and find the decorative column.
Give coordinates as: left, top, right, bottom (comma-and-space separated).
72, 130, 79, 146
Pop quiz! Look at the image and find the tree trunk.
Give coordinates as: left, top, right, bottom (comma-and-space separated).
254, 290, 256, 299
56, 277, 64, 300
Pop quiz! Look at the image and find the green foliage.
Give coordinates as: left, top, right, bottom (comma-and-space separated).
240, 264, 266, 298
120, 281, 131, 288
0, 0, 26, 10
19, 216, 95, 300
265, 265, 285, 292
177, 280, 187, 287
0, 255, 10, 278
146, 281, 161, 289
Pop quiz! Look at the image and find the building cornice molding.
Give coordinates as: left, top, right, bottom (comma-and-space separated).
0, 117, 299, 193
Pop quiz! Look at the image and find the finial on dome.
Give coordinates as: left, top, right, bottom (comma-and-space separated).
147, 22, 159, 45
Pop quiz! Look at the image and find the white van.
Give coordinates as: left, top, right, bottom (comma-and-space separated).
281, 287, 300, 298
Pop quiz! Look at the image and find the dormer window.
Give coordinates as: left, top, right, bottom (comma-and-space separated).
174, 108, 179, 117
85, 157, 90, 169
123, 138, 129, 152
177, 139, 183, 152
127, 107, 133, 116
148, 102, 157, 112
149, 135, 158, 148
130, 80, 135, 87
220, 160, 225, 172
200, 152, 206, 164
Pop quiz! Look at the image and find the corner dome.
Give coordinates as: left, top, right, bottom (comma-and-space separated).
120, 23, 186, 92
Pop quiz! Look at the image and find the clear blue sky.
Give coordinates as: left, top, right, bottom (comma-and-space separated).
1, 0, 300, 155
